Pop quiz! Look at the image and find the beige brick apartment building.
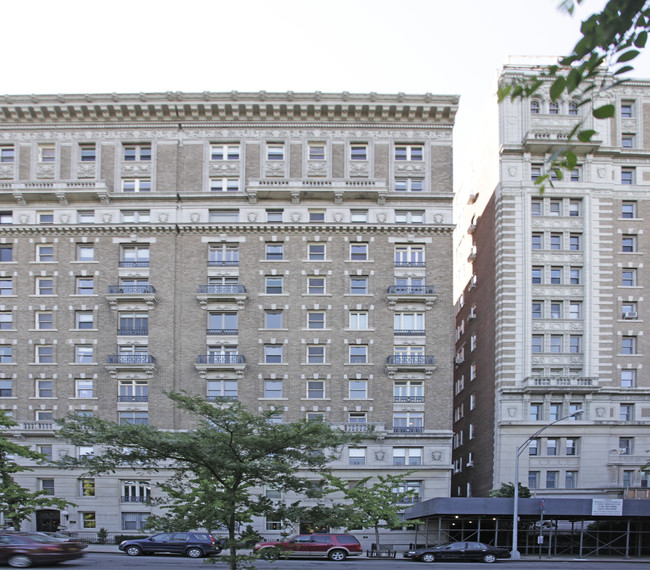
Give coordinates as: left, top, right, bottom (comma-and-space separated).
453, 66, 650, 499
0, 91, 457, 540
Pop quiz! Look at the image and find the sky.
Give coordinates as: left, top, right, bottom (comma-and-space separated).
5, 0, 650, 180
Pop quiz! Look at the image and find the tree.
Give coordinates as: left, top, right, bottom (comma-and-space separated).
498, 0, 650, 188
323, 472, 419, 555
0, 411, 71, 530
489, 482, 532, 498
56, 391, 356, 570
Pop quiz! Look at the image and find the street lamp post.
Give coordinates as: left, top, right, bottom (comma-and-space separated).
510, 410, 584, 560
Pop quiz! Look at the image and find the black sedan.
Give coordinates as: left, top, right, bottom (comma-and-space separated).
404, 541, 509, 563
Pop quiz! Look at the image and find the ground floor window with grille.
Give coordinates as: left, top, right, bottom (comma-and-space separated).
121, 512, 149, 531
394, 481, 421, 503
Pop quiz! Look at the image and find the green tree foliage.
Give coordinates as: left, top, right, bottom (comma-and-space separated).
56, 391, 356, 570
0, 411, 71, 530
498, 0, 650, 189
323, 472, 419, 554
489, 482, 532, 498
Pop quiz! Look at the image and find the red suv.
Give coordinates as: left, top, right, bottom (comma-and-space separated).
254, 533, 362, 561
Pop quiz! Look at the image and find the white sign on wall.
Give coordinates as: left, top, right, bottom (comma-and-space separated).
591, 498, 623, 516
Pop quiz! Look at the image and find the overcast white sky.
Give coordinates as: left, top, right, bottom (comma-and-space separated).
5, 0, 650, 180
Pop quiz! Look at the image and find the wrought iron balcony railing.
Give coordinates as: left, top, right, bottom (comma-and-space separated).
387, 355, 435, 365
387, 285, 436, 295
107, 355, 155, 365
108, 285, 156, 294
197, 354, 245, 365
198, 284, 246, 294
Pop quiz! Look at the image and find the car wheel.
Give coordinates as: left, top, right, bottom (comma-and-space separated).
421, 552, 436, 563
186, 547, 203, 558
125, 545, 143, 556
482, 553, 497, 563
7, 554, 32, 568
328, 549, 347, 561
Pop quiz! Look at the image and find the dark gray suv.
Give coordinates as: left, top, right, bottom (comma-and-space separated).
118, 532, 221, 558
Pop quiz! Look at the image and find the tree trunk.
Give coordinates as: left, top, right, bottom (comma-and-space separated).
374, 524, 381, 556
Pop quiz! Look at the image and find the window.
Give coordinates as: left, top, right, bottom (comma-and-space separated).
119, 411, 148, 425
395, 144, 423, 161
36, 410, 53, 421
566, 438, 578, 455
121, 512, 148, 531
570, 267, 581, 284
308, 143, 326, 160
550, 267, 562, 284
36, 380, 53, 397
122, 178, 151, 192
210, 178, 239, 192
79, 144, 96, 162
121, 245, 150, 268
530, 100, 541, 114
394, 312, 425, 334
120, 311, 150, 334
622, 167, 635, 185
0, 212, 12, 225
206, 379, 238, 400
349, 380, 367, 399
531, 233, 542, 250
569, 302, 582, 319
622, 301, 639, 319
393, 412, 424, 433
36, 244, 54, 262
350, 243, 368, 261
622, 201, 637, 218
622, 336, 637, 354
307, 276, 326, 294
622, 269, 637, 287
121, 210, 150, 223
307, 380, 325, 398
550, 301, 562, 319
349, 412, 367, 424
620, 403, 634, 422
75, 379, 94, 399
622, 235, 637, 252
619, 437, 633, 455
530, 403, 543, 421
0, 146, 14, 163
550, 335, 562, 353
350, 276, 369, 294
549, 200, 562, 216
263, 379, 283, 398
208, 243, 239, 266
75, 244, 94, 262
393, 447, 422, 466
0, 346, 12, 363
0, 245, 13, 262
35, 277, 53, 296
569, 335, 582, 353
76, 277, 94, 295
307, 311, 325, 329
265, 276, 283, 294
529, 440, 539, 456
0, 312, 11, 329
350, 210, 368, 223
528, 471, 540, 489
569, 234, 581, 251
395, 178, 424, 192
547, 438, 558, 456
39, 479, 54, 495
566, 471, 578, 489
550, 233, 562, 250
621, 101, 634, 118
38, 211, 54, 225
209, 209, 239, 223
569, 202, 582, 219
349, 345, 368, 364
307, 345, 325, 364
531, 163, 543, 180
39, 144, 56, 163
264, 310, 283, 329
0, 379, 12, 397
309, 210, 325, 222
210, 144, 239, 160
546, 471, 559, 489
74, 345, 94, 364
266, 209, 283, 222
123, 144, 151, 161
264, 345, 283, 364
265, 243, 284, 260
396, 210, 425, 223
531, 199, 542, 216
569, 403, 583, 418
38, 444, 52, 460
267, 143, 285, 160
308, 243, 325, 260
348, 448, 366, 466
395, 245, 424, 266
621, 369, 636, 387
622, 134, 634, 148
531, 335, 543, 354
74, 311, 94, 330
532, 267, 542, 284
349, 311, 369, 329
118, 379, 148, 402
36, 346, 53, 366
77, 211, 95, 224
549, 101, 559, 114
350, 144, 367, 160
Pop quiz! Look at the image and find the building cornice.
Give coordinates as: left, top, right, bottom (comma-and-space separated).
0, 91, 459, 126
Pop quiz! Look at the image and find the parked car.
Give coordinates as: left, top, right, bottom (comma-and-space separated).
0, 532, 86, 568
118, 531, 221, 558
404, 541, 510, 563
253, 533, 362, 561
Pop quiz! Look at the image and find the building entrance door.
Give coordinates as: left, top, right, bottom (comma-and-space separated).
36, 510, 60, 531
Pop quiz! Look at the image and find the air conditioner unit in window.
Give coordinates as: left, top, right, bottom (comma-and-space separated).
466, 461, 474, 468
468, 311, 477, 320
623, 312, 638, 319
455, 356, 465, 365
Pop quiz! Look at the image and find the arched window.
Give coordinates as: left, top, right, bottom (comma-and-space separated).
549, 101, 559, 114
530, 100, 541, 114
568, 101, 579, 115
